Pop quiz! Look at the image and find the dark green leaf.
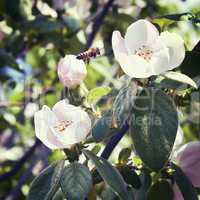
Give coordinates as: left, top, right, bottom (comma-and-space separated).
157, 13, 194, 21
113, 81, 137, 128
52, 189, 65, 200
147, 179, 174, 200
134, 170, 152, 200
131, 88, 178, 171
60, 162, 92, 200
83, 150, 129, 200
120, 165, 141, 189
171, 163, 198, 200
101, 186, 120, 200
27, 160, 65, 200
92, 110, 120, 142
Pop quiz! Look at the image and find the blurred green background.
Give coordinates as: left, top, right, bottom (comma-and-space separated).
0, 0, 200, 199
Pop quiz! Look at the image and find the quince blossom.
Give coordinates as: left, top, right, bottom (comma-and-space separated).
34, 100, 91, 149
112, 19, 185, 78
173, 141, 200, 200
57, 55, 87, 88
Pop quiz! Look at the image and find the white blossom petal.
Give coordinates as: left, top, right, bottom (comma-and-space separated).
150, 47, 169, 75
116, 53, 153, 78
112, 31, 128, 60
34, 106, 65, 149
160, 31, 185, 70
52, 100, 91, 145
125, 19, 159, 53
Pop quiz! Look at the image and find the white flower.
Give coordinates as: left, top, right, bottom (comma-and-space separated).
34, 100, 91, 149
57, 55, 87, 88
112, 19, 185, 78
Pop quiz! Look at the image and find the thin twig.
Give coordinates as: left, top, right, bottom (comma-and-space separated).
85, 0, 116, 49
101, 123, 129, 159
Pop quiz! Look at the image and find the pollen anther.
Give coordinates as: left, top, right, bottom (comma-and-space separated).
134, 45, 153, 61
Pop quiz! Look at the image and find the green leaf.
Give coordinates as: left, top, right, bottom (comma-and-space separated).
87, 86, 111, 105
171, 163, 198, 200
156, 13, 194, 21
147, 179, 174, 200
60, 162, 92, 200
91, 144, 101, 155
152, 18, 175, 30
92, 110, 120, 142
27, 160, 65, 200
120, 165, 141, 189
118, 148, 132, 164
134, 170, 152, 200
113, 81, 137, 128
130, 88, 178, 171
101, 186, 120, 200
83, 150, 129, 200
162, 71, 197, 89
52, 189, 65, 200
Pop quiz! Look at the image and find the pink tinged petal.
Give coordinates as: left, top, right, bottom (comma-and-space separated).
125, 19, 159, 53
175, 141, 200, 187
112, 31, 128, 60
52, 100, 91, 145
116, 53, 153, 78
34, 105, 65, 149
57, 55, 87, 88
159, 31, 185, 70
173, 183, 184, 200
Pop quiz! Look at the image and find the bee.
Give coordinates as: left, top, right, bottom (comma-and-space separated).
76, 47, 101, 64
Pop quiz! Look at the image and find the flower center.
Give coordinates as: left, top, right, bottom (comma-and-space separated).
134, 45, 153, 61
54, 120, 73, 133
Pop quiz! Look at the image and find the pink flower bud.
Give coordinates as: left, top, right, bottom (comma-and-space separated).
57, 55, 87, 88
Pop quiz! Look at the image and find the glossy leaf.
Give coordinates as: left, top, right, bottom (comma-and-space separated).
112, 81, 137, 128
163, 71, 197, 89
27, 160, 65, 200
120, 165, 141, 189
131, 88, 178, 171
147, 179, 174, 200
83, 150, 129, 200
134, 170, 152, 200
60, 162, 92, 200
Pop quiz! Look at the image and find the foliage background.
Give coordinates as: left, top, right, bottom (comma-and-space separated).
0, 0, 200, 199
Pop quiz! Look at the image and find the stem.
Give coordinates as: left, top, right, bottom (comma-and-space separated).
86, 0, 116, 49
101, 123, 129, 159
